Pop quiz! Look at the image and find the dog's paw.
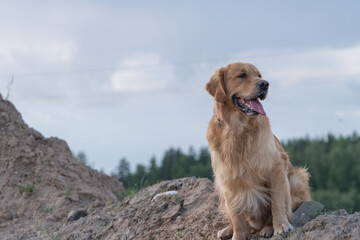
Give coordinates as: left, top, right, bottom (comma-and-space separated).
273, 222, 294, 236
217, 226, 233, 239
259, 226, 274, 238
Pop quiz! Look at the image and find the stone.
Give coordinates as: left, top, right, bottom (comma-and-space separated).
291, 201, 324, 227
152, 190, 178, 202
67, 209, 88, 222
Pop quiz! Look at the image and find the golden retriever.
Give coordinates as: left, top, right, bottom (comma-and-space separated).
206, 62, 311, 240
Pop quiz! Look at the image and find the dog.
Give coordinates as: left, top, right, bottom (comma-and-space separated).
206, 62, 311, 240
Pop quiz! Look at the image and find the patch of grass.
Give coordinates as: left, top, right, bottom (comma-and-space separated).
18, 182, 35, 193
125, 187, 139, 198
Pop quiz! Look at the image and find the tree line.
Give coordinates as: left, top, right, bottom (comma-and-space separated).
284, 132, 360, 213
77, 132, 360, 213
112, 147, 213, 189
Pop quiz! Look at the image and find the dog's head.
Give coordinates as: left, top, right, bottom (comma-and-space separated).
206, 62, 269, 116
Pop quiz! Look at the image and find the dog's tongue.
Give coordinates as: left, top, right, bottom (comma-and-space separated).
245, 99, 266, 116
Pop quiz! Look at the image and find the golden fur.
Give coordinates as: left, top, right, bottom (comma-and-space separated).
206, 62, 311, 240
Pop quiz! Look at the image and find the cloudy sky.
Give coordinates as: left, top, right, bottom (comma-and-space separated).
1, 1, 360, 173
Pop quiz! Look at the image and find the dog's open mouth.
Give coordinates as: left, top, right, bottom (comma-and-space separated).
232, 95, 266, 116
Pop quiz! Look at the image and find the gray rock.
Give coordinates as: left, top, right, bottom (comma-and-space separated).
291, 201, 324, 227
67, 209, 88, 222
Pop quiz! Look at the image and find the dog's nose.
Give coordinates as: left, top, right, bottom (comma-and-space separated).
258, 80, 269, 90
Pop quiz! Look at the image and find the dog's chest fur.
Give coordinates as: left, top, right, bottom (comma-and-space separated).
209, 114, 278, 178
209, 114, 280, 216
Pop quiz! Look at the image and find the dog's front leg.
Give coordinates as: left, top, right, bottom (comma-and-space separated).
270, 168, 294, 236
222, 199, 249, 240
230, 213, 248, 240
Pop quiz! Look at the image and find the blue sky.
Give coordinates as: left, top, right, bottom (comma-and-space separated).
1, 1, 360, 173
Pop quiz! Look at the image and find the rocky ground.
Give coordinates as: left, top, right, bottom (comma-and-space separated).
1, 93, 359, 240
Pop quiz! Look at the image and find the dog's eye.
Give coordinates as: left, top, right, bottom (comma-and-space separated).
238, 73, 247, 78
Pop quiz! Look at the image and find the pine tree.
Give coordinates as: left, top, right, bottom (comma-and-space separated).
116, 158, 130, 188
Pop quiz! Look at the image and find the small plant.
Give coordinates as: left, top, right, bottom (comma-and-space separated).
42, 205, 52, 213
109, 203, 122, 214
64, 185, 72, 198
106, 197, 122, 213
121, 229, 135, 239
175, 230, 184, 238
44, 223, 64, 240
18, 182, 35, 193
114, 191, 125, 201
5, 75, 14, 100
174, 195, 183, 205
45, 231, 61, 240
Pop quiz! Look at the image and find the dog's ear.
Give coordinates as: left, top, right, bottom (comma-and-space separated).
206, 67, 227, 103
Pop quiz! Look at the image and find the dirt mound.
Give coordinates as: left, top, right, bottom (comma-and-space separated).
0, 94, 124, 238
52, 177, 360, 240
1, 94, 359, 240
95, 177, 225, 240
280, 210, 360, 240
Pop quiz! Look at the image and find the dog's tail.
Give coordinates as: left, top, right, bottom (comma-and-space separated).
289, 167, 311, 211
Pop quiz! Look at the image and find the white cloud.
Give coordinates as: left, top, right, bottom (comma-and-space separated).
111, 53, 175, 92
340, 110, 360, 119
335, 111, 345, 119
0, 39, 76, 67
354, 111, 360, 118
237, 44, 360, 88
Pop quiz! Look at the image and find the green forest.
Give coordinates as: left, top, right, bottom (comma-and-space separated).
80, 132, 360, 213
